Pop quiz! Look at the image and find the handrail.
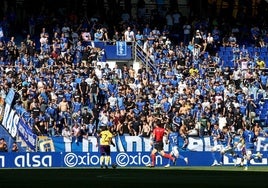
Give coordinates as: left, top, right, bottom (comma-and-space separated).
134, 43, 157, 73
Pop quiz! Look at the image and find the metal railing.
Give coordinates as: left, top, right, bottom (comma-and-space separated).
134, 43, 157, 72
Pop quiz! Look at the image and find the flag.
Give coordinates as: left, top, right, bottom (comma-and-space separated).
116, 41, 127, 56
0, 27, 3, 38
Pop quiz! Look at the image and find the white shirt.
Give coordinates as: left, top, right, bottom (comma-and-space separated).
218, 116, 227, 130
85, 77, 94, 86
99, 113, 109, 125
108, 95, 117, 107
95, 68, 103, 80
124, 30, 135, 42
178, 81, 187, 94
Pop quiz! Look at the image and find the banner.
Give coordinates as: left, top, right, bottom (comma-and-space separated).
52, 135, 268, 153
0, 27, 3, 38
116, 41, 127, 56
1, 89, 19, 138
17, 118, 38, 151
0, 151, 267, 168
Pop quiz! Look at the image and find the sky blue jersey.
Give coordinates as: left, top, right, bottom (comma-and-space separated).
168, 131, 179, 148
242, 129, 255, 150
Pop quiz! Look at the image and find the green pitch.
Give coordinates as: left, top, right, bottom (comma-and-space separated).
1, 166, 267, 188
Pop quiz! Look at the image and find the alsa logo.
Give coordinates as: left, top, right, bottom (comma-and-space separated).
14, 153, 52, 167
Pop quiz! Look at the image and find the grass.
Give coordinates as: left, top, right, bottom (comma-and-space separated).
1, 166, 267, 188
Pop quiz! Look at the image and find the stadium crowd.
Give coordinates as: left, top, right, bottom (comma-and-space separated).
0, 1, 268, 152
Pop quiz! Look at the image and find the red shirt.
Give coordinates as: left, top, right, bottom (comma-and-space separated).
153, 127, 165, 142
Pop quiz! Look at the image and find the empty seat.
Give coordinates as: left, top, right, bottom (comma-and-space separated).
247, 46, 253, 52
254, 47, 260, 53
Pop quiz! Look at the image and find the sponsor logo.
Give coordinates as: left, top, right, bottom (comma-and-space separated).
115, 152, 154, 167
14, 153, 52, 167
64, 153, 92, 167
63, 152, 162, 167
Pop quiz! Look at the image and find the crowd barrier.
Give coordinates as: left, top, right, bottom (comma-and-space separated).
0, 151, 267, 168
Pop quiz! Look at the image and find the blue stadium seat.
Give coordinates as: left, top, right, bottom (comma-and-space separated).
247, 46, 253, 53
260, 52, 267, 58
265, 57, 268, 67
223, 60, 233, 67
254, 47, 260, 53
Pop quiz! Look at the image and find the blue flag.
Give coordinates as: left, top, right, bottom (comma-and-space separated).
0, 27, 3, 38
116, 41, 127, 56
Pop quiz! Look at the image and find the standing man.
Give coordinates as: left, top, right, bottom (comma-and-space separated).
147, 121, 175, 167
89, 79, 99, 107
96, 126, 116, 169
124, 26, 135, 45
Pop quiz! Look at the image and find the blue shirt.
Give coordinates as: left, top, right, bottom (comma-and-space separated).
72, 101, 82, 113
168, 131, 179, 148
242, 129, 255, 150
172, 115, 181, 126
162, 101, 171, 113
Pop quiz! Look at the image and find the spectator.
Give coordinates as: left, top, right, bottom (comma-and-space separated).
124, 26, 135, 44
94, 29, 103, 42
135, 30, 144, 46
0, 138, 8, 152
62, 126, 72, 139
112, 30, 122, 44
12, 142, 19, 152
1, 1, 268, 158
182, 20, 191, 45
72, 121, 81, 143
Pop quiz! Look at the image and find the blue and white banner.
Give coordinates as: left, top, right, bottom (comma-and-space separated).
116, 41, 127, 56
0, 152, 61, 168
52, 135, 268, 153
17, 119, 37, 150
1, 89, 19, 138
0, 27, 3, 38
0, 151, 267, 168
